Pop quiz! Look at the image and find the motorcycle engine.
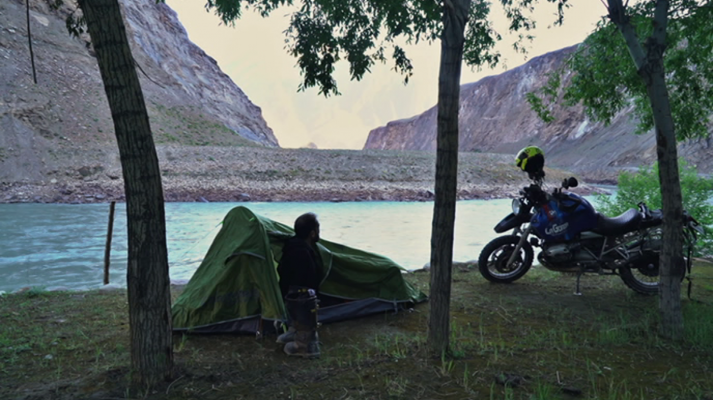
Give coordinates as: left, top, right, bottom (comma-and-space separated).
542, 243, 574, 262
540, 239, 600, 271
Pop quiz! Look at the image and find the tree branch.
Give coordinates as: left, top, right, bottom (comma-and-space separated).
606, 0, 627, 24
651, 0, 670, 47
606, 0, 648, 73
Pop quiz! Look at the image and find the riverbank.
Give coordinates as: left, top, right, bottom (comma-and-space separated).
0, 146, 606, 204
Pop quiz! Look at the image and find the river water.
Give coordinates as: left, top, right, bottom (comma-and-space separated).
1, 200, 531, 293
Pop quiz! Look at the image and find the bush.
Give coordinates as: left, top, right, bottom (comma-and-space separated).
595, 161, 713, 257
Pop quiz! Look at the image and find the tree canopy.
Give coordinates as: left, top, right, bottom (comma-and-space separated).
529, 0, 713, 141
206, 0, 570, 96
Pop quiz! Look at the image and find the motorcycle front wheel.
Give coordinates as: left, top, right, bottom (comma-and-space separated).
478, 235, 534, 283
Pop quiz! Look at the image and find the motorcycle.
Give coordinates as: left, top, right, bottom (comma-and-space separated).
478, 177, 704, 295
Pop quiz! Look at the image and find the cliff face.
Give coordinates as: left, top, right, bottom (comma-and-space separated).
364, 46, 712, 180
0, 0, 277, 183
120, 0, 278, 146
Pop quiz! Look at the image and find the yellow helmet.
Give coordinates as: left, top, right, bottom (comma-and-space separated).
515, 146, 545, 180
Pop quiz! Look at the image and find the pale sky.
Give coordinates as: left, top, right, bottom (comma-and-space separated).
164, 0, 607, 149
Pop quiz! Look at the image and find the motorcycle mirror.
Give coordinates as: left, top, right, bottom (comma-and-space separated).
568, 177, 578, 188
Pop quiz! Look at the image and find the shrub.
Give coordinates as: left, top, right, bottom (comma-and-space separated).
595, 161, 713, 257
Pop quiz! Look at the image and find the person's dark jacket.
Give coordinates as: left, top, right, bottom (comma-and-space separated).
277, 236, 324, 297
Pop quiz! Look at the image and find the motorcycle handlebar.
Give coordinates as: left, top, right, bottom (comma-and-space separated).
518, 184, 548, 207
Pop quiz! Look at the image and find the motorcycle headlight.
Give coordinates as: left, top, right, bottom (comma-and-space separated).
512, 199, 522, 215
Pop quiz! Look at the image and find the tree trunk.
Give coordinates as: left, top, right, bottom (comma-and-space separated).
651, 73, 685, 339
428, 0, 470, 356
78, 0, 174, 385
607, 0, 684, 339
644, 12, 685, 340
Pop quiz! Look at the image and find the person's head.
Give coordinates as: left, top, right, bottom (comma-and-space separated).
294, 212, 320, 243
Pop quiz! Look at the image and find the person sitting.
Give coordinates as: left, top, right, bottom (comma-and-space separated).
277, 213, 323, 298
275, 212, 323, 358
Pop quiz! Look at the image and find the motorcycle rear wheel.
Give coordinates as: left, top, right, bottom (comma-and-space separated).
619, 253, 660, 295
478, 235, 534, 283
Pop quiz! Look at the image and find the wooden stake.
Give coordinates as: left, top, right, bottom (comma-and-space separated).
104, 201, 116, 285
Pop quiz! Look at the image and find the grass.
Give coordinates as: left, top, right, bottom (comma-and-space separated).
148, 104, 260, 148
1, 263, 713, 399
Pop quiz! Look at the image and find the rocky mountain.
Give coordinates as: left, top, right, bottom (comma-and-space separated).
364, 45, 712, 181
0, 0, 277, 183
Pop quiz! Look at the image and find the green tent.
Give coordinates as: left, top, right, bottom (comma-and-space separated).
172, 206, 428, 334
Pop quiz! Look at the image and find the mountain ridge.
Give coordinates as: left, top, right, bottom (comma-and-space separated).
0, 0, 277, 183
364, 45, 712, 181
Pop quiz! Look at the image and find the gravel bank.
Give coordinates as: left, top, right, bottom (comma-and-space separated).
0, 146, 598, 204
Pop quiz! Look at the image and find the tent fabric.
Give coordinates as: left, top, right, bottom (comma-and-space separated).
172, 206, 427, 334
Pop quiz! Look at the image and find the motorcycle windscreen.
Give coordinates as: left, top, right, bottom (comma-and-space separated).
531, 193, 598, 241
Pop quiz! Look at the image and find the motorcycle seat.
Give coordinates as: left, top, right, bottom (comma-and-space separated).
593, 208, 643, 236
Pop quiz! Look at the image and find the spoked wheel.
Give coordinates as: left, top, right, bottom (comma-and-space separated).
619, 252, 660, 295
478, 235, 534, 283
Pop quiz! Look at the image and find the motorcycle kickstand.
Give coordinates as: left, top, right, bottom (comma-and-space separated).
574, 270, 584, 296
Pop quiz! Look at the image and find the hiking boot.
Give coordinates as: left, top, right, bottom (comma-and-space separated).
276, 326, 296, 344
283, 329, 320, 358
